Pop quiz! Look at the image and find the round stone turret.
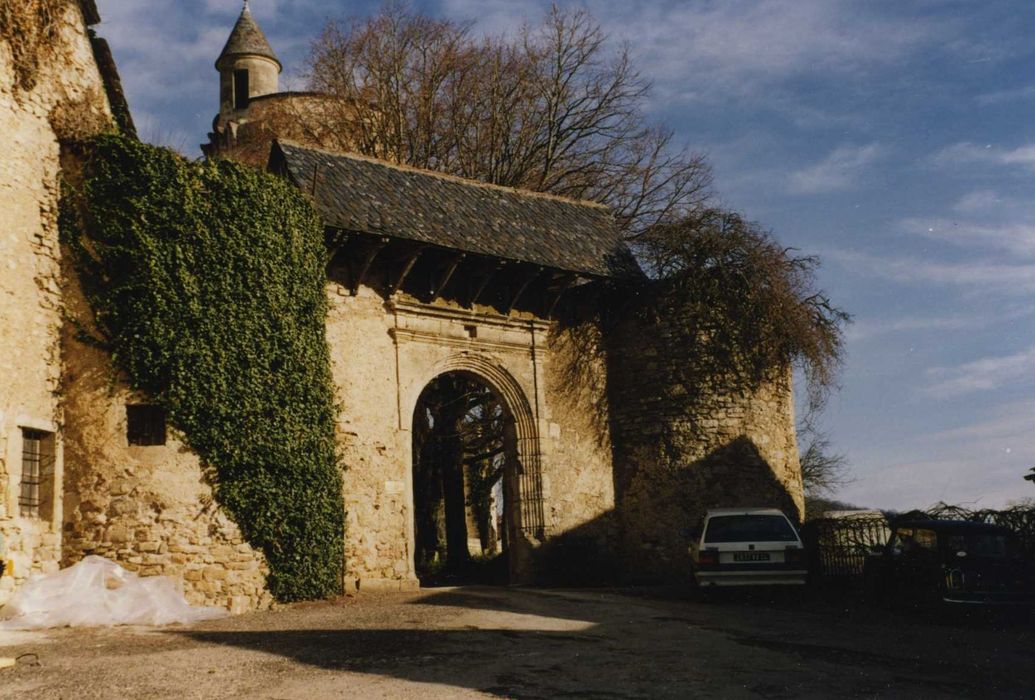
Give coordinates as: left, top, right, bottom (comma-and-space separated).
215, 2, 281, 124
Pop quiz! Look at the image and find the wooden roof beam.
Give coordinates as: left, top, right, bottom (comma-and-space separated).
469, 260, 505, 308
324, 228, 350, 266
349, 237, 388, 296
505, 265, 543, 315
431, 252, 465, 300
388, 245, 426, 295
546, 273, 578, 317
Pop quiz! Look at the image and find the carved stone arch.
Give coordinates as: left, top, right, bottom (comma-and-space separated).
412, 352, 545, 537
407, 351, 546, 582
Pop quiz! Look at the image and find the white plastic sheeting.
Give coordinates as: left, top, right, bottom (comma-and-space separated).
0, 556, 225, 629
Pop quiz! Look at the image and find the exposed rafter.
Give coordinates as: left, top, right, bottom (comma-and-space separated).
505, 266, 543, 315
350, 237, 388, 295
324, 228, 350, 266
546, 273, 578, 317
389, 245, 426, 295
431, 253, 465, 300
469, 261, 505, 308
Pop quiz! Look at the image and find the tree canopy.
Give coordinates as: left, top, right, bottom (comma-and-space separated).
304, 3, 711, 238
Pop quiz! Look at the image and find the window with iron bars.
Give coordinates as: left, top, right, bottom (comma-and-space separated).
126, 404, 167, 446
20, 428, 55, 520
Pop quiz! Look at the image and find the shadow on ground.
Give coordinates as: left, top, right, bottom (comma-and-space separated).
171, 587, 1035, 699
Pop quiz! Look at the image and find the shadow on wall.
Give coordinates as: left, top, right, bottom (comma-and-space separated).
530, 436, 798, 586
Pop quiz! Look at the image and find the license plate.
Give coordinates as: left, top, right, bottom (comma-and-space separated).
733, 552, 770, 562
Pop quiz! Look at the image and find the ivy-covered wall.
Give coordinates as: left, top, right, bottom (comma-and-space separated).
61, 134, 344, 601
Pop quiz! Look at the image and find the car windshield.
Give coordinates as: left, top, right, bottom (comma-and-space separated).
945, 533, 1019, 559
704, 515, 798, 543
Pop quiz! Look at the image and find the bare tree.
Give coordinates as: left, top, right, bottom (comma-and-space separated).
795, 399, 851, 497
303, 3, 711, 237
798, 427, 850, 497
303, 4, 850, 522
636, 208, 850, 408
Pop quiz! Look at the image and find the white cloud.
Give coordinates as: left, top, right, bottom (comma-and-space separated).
976, 84, 1035, 105
846, 313, 996, 342
952, 189, 1005, 213
841, 453, 1028, 511
787, 144, 881, 195
840, 399, 1035, 510
441, 0, 951, 104
931, 141, 1035, 171
925, 346, 1035, 397
899, 188, 1035, 259
901, 217, 1035, 258
828, 249, 1035, 295
932, 399, 1035, 442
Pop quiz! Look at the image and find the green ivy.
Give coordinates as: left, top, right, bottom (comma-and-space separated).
61, 134, 344, 602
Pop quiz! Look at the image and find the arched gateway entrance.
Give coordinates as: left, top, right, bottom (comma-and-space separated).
409, 361, 544, 585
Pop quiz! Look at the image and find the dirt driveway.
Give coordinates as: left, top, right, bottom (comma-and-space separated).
0, 586, 1031, 699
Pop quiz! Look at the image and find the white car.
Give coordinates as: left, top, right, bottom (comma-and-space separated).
690, 508, 807, 587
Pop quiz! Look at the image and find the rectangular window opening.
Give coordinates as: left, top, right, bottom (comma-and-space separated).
127, 404, 167, 446
19, 428, 55, 521
233, 69, 250, 109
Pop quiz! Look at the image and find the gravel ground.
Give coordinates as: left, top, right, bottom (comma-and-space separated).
0, 586, 1031, 699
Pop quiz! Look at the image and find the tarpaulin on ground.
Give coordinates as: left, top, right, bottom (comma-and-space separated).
0, 555, 225, 629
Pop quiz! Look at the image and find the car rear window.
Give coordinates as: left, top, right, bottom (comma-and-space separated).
704, 515, 799, 543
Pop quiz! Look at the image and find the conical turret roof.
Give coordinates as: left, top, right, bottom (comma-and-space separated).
216, 2, 281, 70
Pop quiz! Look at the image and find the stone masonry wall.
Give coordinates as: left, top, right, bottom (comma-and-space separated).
606, 285, 804, 582
536, 314, 619, 578
326, 273, 617, 589
0, 2, 111, 605
59, 280, 272, 613
325, 282, 412, 591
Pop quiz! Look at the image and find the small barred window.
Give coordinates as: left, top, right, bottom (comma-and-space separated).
127, 404, 167, 446
20, 429, 55, 520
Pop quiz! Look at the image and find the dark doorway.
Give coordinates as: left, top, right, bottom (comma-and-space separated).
412, 372, 516, 586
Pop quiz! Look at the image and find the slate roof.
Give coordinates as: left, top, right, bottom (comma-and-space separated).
271, 141, 640, 279
216, 4, 281, 70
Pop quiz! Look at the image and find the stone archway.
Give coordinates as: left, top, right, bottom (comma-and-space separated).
406, 354, 544, 584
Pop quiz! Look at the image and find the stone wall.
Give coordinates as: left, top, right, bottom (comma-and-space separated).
0, 1, 111, 604
606, 284, 803, 582
325, 272, 617, 590
59, 282, 271, 613
325, 281, 412, 591
536, 312, 620, 579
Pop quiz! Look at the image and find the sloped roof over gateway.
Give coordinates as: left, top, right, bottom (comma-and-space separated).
271, 141, 640, 279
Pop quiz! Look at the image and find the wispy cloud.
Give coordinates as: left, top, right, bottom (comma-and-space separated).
925, 345, 1035, 397
931, 141, 1035, 171
842, 399, 1035, 510
828, 249, 1035, 295
932, 399, 1035, 442
442, 0, 953, 104
952, 189, 1007, 213
843, 453, 1028, 511
847, 313, 999, 342
901, 217, 1035, 258
976, 85, 1035, 105
787, 144, 881, 194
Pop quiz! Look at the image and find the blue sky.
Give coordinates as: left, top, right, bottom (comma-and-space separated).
93, 0, 1035, 510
